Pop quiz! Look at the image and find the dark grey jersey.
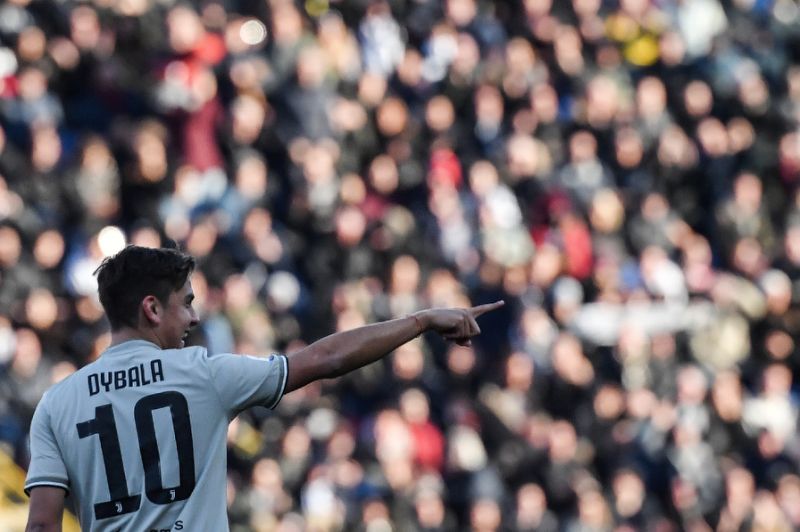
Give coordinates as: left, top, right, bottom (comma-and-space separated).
26, 340, 287, 531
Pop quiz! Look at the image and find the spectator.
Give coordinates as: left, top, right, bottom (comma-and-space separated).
1, 0, 799, 529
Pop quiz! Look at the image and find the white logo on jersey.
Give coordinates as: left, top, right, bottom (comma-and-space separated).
170, 489, 176, 501
115, 502, 122, 513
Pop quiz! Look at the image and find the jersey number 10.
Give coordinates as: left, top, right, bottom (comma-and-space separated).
76, 391, 196, 520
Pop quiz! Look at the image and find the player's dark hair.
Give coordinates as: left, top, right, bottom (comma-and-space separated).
94, 245, 196, 330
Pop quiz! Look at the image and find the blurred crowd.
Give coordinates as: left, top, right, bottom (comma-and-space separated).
1, 0, 800, 529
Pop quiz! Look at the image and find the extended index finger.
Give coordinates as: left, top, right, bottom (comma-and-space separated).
469, 300, 505, 318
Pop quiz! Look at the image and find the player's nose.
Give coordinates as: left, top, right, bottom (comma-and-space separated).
189, 307, 200, 327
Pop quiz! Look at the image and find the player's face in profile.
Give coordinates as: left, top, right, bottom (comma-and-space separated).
161, 277, 199, 349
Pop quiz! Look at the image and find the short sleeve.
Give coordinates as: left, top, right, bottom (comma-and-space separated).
207, 353, 288, 414
25, 394, 70, 496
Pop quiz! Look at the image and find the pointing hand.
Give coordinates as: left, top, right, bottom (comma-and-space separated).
414, 300, 505, 347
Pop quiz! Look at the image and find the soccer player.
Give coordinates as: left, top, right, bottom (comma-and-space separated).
25, 245, 503, 531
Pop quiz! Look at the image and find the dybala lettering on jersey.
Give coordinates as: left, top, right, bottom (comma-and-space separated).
87, 359, 165, 396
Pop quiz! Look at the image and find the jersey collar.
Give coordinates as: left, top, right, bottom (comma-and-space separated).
102, 339, 162, 355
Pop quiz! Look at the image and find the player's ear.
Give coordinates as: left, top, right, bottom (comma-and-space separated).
141, 295, 162, 325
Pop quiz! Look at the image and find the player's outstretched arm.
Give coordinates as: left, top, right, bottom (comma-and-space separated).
26, 486, 65, 532
283, 301, 504, 393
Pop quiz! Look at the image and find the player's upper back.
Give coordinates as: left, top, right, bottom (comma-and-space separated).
27, 339, 287, 531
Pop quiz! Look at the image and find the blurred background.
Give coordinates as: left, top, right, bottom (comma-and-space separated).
0, 0, 799, 530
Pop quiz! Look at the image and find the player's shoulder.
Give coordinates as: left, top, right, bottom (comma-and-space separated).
169, 344, 211, 363
35, 361, 97, 408
53, 359, 99, 390
160, 344, 215, 376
